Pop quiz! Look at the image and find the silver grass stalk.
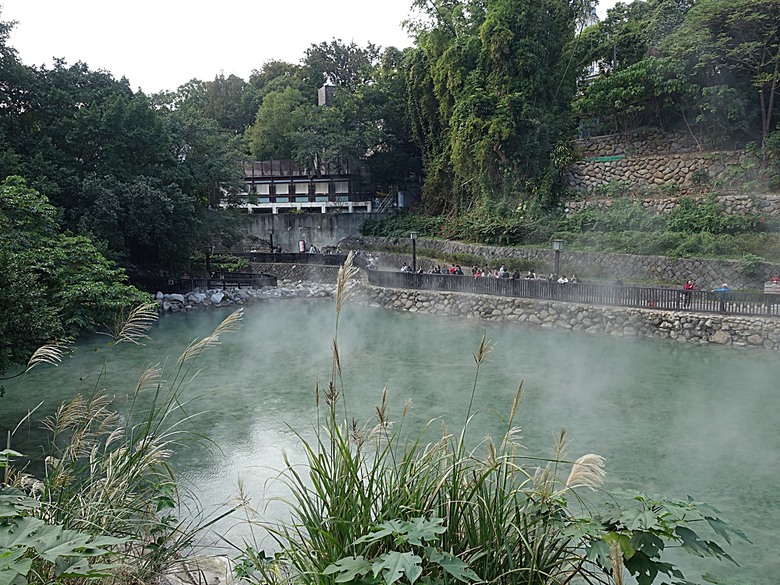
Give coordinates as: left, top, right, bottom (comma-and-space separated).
25, 341, 69, 372
566, 453, 607, 490
609, 540, 625, 585
335, 250, 359, 316
179, 308, 243, 364
104, 302, 159, 346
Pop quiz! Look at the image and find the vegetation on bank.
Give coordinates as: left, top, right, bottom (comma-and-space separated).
360, 193, 780, 263
1, 304, 241, 584
233, 254, 747, 585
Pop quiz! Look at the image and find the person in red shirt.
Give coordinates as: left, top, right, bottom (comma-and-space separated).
682, 279, 695, 307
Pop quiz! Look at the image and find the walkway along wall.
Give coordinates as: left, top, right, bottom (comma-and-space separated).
353, 282, 780, 350
341, 236, 780, 290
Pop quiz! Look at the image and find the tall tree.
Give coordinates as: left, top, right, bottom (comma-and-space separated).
672, 0, 780, 146
406, 0, 592, 211
303, 39, 382, 91
0, 177, 147, 374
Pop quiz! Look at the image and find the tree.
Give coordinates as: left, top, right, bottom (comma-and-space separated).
405, 0, 592, 212
0, 177, 147, 375
303, 39, 382, 91
672, 0, 780, 146
246, 87, 311, 160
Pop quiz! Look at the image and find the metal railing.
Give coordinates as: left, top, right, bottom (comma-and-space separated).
130, 273, 277, 294
365, 271, 780, 317
239, 252, 370, 268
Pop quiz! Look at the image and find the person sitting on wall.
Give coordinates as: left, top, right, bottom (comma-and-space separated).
570, 274, 580, 284
712, 283, 730, 292
771, 275, 779, 284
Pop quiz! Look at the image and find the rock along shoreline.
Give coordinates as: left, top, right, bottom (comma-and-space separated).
153, 280, 336, 312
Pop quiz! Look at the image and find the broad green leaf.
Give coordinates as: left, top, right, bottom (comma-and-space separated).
372, 551, 422, 585
324, 556, 372, 582
0, 547, 32, 577
585, 539, 611, 568
425, 549, 480, 583
404, 517, 446, 546
620, 508, 661, 531
354, 520, 407, 544
630, 531, 665, 558
705, 516, 751, 545
675, 526, 711, 558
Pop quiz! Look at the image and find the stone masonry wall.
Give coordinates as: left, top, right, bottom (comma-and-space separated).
564, 192, 780, 218
341, 236, 780, 290
567, 127, 771, 198
354, 284, 780, 350
244, 255, 780, 351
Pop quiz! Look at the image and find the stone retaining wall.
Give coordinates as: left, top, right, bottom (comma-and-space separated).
564, 192, 780, 218
567, 127, 773, 198
568, 150, 748, 193
354, 284, 780, 350
341, 236, 780, 290
577, 128, 711, 157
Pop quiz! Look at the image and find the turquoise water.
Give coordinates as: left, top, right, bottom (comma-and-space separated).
2, 298, 778, 584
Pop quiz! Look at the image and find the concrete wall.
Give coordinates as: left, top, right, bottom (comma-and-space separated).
240, 212, 386, 252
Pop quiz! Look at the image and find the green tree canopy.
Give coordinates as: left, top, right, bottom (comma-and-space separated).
0, 176, 148, 375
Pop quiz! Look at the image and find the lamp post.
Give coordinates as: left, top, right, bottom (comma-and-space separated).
410, 231, 418, 273
268, 227, 275, 252
552, 239, 564, 280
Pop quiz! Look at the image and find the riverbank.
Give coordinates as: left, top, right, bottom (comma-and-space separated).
153, 280, 336, 312
353, 282, 780, 350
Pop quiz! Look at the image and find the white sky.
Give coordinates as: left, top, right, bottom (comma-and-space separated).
3, 0, 624, 95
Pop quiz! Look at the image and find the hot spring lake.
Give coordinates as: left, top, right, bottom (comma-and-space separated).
2, 298, 779, 584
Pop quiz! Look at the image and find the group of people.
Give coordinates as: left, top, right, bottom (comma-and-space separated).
400, 263, 583, 285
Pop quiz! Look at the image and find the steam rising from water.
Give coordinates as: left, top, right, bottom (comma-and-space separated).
2, 299, 779, 583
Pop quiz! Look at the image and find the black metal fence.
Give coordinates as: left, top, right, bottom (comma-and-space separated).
366, 271, 780, 317
130, 272, 278, 294
240, 252, 370, 268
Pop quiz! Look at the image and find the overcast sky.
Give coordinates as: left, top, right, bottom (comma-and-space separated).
4, 0, 625, 95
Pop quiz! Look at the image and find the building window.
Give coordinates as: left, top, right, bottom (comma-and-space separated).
335, 181, 349, 194
314, 182, 329, 194
256, 183, 271, 195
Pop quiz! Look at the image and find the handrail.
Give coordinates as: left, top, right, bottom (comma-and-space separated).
365, 270, 780, 317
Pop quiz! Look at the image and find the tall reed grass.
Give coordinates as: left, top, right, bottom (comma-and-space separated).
236, 252, 745, 585
3, 302, 243, 583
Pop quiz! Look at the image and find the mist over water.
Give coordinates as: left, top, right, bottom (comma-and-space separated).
2, 299, 778, 584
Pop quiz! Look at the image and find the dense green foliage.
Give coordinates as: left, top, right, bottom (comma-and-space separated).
361, 196, 780, 261
404, 0, 589, 212
0, 177, 148, 375
0, 16, 247, 271
574, 0, 780, 148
